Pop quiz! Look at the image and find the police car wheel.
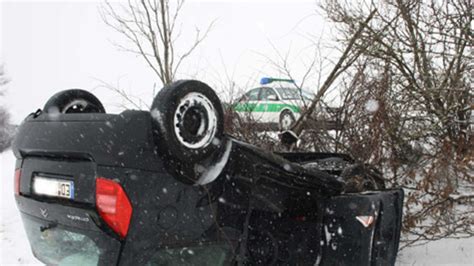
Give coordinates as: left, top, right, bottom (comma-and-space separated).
279, 110, 295, 130
151, 80, 225, 163
43, 89, 106, 114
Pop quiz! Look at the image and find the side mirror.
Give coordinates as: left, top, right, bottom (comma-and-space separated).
267, 95, 278, 101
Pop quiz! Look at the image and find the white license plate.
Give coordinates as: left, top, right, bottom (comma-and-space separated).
33, 176, 74, 199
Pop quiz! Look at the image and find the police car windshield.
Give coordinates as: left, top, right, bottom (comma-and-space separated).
275, 87, 313, 101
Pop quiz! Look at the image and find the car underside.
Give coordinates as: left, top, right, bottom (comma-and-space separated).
11, 80, 403, 265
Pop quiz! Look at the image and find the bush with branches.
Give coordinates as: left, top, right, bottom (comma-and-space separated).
315, 0, 473, 247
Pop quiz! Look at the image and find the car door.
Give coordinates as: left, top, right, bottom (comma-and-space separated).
258, 87, 280, 123
234, 88, 261, 122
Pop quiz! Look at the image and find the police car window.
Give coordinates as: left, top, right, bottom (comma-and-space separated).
275, 87, 313, 100
260, 88, 278, 100
275, 87, 300, 100
244, 88, 260, 101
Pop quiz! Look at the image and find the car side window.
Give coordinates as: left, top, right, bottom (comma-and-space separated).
241, 88, 260, 102
260, 88, 278, 101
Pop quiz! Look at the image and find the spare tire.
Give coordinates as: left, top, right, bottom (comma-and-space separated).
151, 80, 225, 163
43, 89, 105, 114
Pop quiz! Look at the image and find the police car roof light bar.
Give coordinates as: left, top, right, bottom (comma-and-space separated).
260, 77, 295, 85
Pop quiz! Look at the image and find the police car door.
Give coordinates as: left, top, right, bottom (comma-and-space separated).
258, 87, 280, 123
235, 87, 261, 123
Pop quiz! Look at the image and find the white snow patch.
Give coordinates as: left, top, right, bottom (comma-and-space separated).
150, 108, 163, 126
396, 237, 473, 265
1, 151, 42, 264
283, 164, 291, 171
196, 141, 232, 185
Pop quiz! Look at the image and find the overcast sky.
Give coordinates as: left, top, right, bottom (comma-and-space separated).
1, 0, 340, 124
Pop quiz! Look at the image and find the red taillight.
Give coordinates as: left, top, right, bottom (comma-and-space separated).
14, 169, 21, 195
96, 178, 133, 238
294, 216, 306, 222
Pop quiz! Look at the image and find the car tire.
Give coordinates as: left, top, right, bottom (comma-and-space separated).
150, 80, 225, 163
279, 110, 295, 130
43, 89, 106, 114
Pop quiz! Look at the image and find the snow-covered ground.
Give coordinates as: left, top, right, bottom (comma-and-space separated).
397, 238, 473, 265
1, 150, 472, 265
1, 151, 41, 265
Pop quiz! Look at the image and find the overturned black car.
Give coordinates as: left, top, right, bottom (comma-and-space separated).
12, 80, 403, 265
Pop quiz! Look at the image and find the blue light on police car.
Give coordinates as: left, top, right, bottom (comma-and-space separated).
260, 77, 295, 85
260, 77, 272, 85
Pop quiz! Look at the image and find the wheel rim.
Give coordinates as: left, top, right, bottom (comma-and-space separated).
61, 99, 90, 113
280, 113, 294, 130
173, 92, 218, 149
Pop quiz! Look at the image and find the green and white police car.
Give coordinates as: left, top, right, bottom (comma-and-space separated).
233, 77, 314, 130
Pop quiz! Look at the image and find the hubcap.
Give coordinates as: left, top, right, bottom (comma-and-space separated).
174, 92, 218, 149
280, 113, 294, 130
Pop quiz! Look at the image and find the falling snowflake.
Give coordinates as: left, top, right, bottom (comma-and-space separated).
365, 99, 379, 113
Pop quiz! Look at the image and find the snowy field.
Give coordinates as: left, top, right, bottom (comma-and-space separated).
1, 150, 472, 265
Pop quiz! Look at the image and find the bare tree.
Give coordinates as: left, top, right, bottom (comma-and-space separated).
257, 35, 347, 152
320, 0, 473, 247
101, 0, 214, 86
0, 64, 9, 88
275, 9, 377, 147
0, 64, 13, 152
94, 78, 154, 110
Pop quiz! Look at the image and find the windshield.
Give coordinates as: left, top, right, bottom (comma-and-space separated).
21, 213, 120, 265
274, 87, 313, 101
145, 243, 233, 266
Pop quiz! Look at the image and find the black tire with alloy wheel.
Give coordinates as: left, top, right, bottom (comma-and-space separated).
279, 110, 295, 130
150, 80, 225, 163
43, 89, 106, 114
